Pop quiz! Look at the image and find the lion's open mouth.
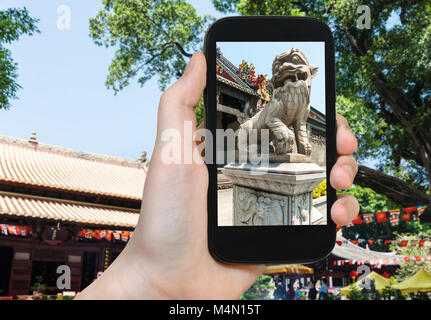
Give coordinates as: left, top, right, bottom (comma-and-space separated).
284, 71, 308, 83
278, 61, 309, 84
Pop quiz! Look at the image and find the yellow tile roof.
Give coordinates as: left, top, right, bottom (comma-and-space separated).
0, 136, 146, 200
0, 192, 139, 228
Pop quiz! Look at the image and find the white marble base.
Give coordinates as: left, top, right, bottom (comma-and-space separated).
222, 162, 325, 226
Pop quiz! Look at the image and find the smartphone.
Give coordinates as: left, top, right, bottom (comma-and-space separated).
204, 16, 336, 264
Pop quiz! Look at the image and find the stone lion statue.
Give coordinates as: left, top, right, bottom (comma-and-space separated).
238, 48, 318, 156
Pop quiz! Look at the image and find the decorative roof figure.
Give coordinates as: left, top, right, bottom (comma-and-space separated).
140, 151, 147, 163
29, 130, 38, 145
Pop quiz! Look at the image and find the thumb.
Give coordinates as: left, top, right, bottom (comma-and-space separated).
151, 52, 206, 165
156, 52, 207, 134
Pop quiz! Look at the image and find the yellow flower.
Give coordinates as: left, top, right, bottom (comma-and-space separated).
312, 179, 327, 199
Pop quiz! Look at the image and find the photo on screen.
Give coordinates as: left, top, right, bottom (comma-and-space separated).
216, 41, 327, 226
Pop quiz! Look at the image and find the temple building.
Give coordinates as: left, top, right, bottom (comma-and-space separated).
0, 134, 146, 297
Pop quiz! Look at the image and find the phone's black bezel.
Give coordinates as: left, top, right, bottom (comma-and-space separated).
204, 16, 336, 264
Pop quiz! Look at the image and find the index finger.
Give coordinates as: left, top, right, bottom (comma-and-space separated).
336, 114, 357, 156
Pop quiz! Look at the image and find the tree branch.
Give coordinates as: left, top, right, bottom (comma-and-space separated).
146, 16, 193, 58
173, 42, 193, 57
344, 27, 366, 56
354, 165, 431, 206
372, 73, 431, 180
126, 41, 191, 80
292, 1, 310, 14
339, 22, 431, 184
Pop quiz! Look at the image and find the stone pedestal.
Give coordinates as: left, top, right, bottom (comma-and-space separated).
222, 162, 325, 226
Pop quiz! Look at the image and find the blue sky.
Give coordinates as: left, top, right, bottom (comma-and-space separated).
218, 41, 325, 114
0, 1, 400, 161
0, 0, 222, 160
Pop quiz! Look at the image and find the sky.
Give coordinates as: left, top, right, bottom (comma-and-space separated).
218, 41, 325, 114
0, 0, 222, 160
0, 1, 400, 162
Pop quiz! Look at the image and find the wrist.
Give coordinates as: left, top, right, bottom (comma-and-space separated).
76, 240, 165, 300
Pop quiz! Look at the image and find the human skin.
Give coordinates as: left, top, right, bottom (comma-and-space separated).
76, 52, 359, 300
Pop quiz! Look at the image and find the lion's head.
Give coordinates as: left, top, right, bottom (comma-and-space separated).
271, 48, 318, 92
270, 48, 318, 110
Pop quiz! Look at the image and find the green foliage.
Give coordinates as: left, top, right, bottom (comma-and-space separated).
378, 285, 408, 300
56, 295, 75, 300
195, 95, 204, 125
340, 185, 399, 214
346, 285, 367, 300
340, 185, 411, 251
325, 292, 341, 300
89, 0, 214, 92
0, 7, 39, 110
380, 285, 394, 300
213, 0, 315, 18
343, 218, 430, 253
239, 274, 274, 300
360, 278, 380, 300
336, 95, 387, 163
392, 225, 431, 281
30, 275, 47, 293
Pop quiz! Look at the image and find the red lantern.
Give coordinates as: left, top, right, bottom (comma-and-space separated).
382, 272, 390, 278
349, 270, 358, 279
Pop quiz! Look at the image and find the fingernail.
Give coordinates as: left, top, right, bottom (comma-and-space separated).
342, 165, 354, 179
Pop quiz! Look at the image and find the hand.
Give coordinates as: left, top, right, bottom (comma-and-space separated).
76, 52, 359, 300
330, 114, 360, 225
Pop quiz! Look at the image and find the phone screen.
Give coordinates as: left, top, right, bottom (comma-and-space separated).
215, 41, 327, 227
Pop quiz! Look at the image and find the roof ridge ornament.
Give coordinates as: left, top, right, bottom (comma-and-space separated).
29, 130, 38, 146
139, 151, 147, 163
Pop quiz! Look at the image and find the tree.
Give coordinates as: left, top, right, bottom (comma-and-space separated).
212, 0, 431, 214
340, 185, 399, 214
89, 0, 213, 92
0, 7, 39, 110
340, 186, 431, 252
346, 285, 367, 300
360, 278, 380, 300
324, 292, 341, 300
340, 185, 402, 251
239, 274, 274, 300
391, 224, 431, 280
